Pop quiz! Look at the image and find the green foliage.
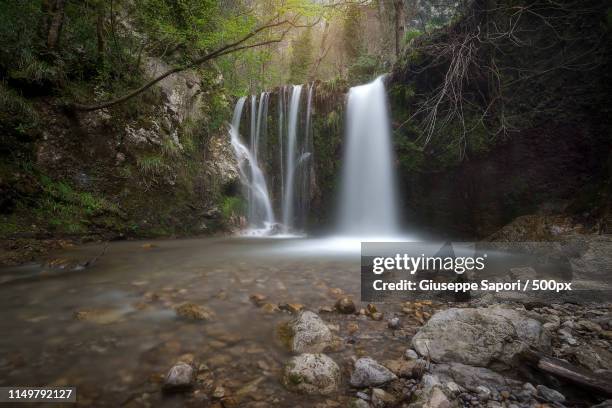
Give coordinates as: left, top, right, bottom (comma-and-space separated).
289, 28, 314, 83
348, 54, 385, 84
134, 0, 224, 60
0, 174, 124, 236
40, 176, 119, 215
403, 29, 422, 45
343, 4, 363, 64
220, 196, 244, 219
0, 81, 39, 134
395, 138, 425, 173
136, 154, 169, 177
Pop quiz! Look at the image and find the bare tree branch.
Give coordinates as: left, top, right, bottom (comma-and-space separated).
70, 17, 294, 112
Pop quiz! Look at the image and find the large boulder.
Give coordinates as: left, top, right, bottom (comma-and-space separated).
279, 311, 335, 353
282, 353, 340, 395
350, 357, 397, 387
412, 306, 550, 368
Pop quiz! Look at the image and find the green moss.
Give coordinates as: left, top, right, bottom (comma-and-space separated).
220, 196, 244, 219
136, 154, 168, 177
287, 372, 304, 385
276, 321, 295, 350
0, 215, 20, 236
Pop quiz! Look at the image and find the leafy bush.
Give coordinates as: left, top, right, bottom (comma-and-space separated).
221, 196, 244, 219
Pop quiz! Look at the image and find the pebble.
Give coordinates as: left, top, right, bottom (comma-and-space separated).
356, 391, 370, 401
387, 317, 401, 330
163, 362, 195, 392
476, 385, 491, 401
522, 382, 536, 395
335, 297, 356, 314
212, 386, 225, 399
445, 381, 461, 394
371, 312, 383, 321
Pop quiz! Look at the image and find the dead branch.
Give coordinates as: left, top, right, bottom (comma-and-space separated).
520, 349, 612, 398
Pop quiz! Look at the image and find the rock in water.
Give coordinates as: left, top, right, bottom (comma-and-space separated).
371, 388, 397, 408
335, 297, 356, 314
350, 357, 397, 387
350, 399, 371, 408
412, 306, 550, 368
282, 353, 340, 395
408, 386, 451, 408
279, 311, 334, 353
163, 362, 195, 392
387, 317, 401, 330
175, 302, 215, 321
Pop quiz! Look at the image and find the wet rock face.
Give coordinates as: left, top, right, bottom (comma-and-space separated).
412, 306, 550, 368
282, 353, 340, 395
163, 362, 195, 392
350, 357, 397, 388
281, 311, 334, 353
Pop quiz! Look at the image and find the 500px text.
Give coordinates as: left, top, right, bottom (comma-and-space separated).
373, 279, 572, 293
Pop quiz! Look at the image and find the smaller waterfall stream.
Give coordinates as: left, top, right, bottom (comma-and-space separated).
229, 96, 275, 234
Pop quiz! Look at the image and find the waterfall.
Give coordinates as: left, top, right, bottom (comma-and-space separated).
229, 96, 275, 233
281, 85, 303, 232
338, 76, 400, 236
296, 83, 314, 229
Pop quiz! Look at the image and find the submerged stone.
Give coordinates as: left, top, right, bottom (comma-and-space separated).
163, 362, 195, 392
278, 311, 334, 353
175, 302, 215, 321
282, 353, 340, 395
335, 297, 356, 314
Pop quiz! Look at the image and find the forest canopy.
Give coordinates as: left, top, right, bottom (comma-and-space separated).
0, 0, 460, 109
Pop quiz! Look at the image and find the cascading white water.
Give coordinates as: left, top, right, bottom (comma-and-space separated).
296, 83, 314, 228
338, 76, 400, 236
281, 85, 303, 232
229, 96, 275, 233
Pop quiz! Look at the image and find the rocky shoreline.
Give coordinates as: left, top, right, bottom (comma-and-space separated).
158, 295, 612, 408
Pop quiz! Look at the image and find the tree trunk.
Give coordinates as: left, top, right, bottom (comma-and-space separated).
46, 0, 66, 51
393, 0, 402, 58
96, 3, 105, 62
308, 20, 330, 81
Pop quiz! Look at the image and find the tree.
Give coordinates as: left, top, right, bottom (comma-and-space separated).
289, 27, 314, 84
43, 0, 66, 51
342, 4, 363, 67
